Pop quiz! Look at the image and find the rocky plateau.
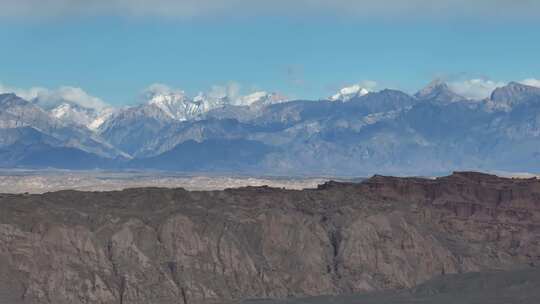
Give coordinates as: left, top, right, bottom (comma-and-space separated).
0, 171, 539, 303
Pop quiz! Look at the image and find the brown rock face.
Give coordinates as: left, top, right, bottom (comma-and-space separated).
0, 172, 539, 304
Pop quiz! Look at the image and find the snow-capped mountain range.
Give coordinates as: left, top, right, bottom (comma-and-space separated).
146, 87, 288, 121
48, 102, 115, 130
2, 80, 540, 175
17, 85, 290, 131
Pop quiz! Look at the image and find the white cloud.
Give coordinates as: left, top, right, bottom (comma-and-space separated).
143, 83, 186, 98
0, 83, 47, 101
0, 0, 538, 19
359, 80, 378, 91
39, 87, 108, 110
0, 83, 108, 110
520, 78, 540, 88
448, 79, 506, 100
207, 82, 242, 101
446, 77, 540, 100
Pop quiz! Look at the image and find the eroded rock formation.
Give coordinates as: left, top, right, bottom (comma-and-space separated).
0, 172, 539, 303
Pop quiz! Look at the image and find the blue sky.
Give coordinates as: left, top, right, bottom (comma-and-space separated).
1, 0, 540, 106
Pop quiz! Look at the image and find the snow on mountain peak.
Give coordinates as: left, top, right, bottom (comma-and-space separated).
193, 92, 228, 106
330, 84, 370, 102
87, 108, 115, 130
143, 84, 201, 121
141, 84, 289, 121
145, 85, 188, 106
49, 102, 115, 130
148, 92, 189, 118
240, 91, 270, 105
237, 91, 288, 107
144, 84, 230, 121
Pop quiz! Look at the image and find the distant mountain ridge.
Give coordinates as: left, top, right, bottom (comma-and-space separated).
1, 80, 540, 175
414, 79, 466, 103
0, 94, 125, 160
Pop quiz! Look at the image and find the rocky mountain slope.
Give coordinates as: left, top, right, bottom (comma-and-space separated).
0, 172, 538, 303
0, 93, 126, 161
